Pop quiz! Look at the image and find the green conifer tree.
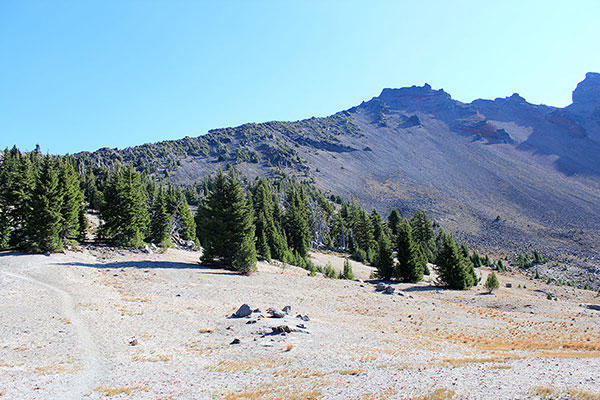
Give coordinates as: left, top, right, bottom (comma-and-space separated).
374, 234, 395, 281
284, 186, 311, 258
436, 233, 475, 290
410, 210, 435, 261
485, 271, 500, 293
370, 209, 385, 242
387, 208, 402, 243
99, 165, 149, 247
252, 179, 279, 261
150, 186, 172, 247
176, 197, 197, 242
57, 157, 84, 241
198, 168, 257, 273
28, 156, 64, 252
395, 219, 425, 282
341, 258, 355, 280
1, 148, 35, 247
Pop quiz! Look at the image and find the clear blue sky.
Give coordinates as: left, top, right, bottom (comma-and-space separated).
1, 1, 599, 155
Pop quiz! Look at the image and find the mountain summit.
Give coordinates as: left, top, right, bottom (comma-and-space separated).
76, 74, 600, 265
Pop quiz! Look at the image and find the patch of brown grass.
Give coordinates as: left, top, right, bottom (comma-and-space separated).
435, 357, 504, 368
336, 369, 363, 376
535, 351, 600, 359
283, 343, 294, 352
272, 369, 328, 378
529, 386, 600, 399
0, 360, 23, 367
208, 358, 291, 373
184, 340, 215, 355
359, 388, 398, 399
132, 353, 171, 362
33, 363, 82, 375
220, 388, 322, 400
13, 346, 29, 352
407, 388, 458, 400
442, 332, 600, 352
94, 386, 149, 396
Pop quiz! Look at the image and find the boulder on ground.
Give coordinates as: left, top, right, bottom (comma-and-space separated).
267, 307, 285, 318
384, 285, 395, 294
282, 305, 291, 314
376, 282, 386, 291
234, 304, 252, 318
271, 325, 292, 334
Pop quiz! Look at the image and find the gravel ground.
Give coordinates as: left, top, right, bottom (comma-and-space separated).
1, 247, 599, 400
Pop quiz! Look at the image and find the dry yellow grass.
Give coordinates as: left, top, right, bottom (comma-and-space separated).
94, 385, 149, 396
272, 369, 328, 379
0, 360, 23, 367
435, 357, 501, 368
358, 388, 398, 399
33, 363, 81, 375
219, 388, 322, 400
13, 345, 29, 352
441, 332, 600, 352
336, 369, 363, 376
132, 353, 171, 362
57, 317, 72, 324
283, 343, 294, 352
407, 388, 458, 400
529, 386, 600, 399
184, 340, 215, 355
208, 357, 291, 373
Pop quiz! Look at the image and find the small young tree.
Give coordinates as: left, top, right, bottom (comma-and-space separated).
485, 271, 500, 293
341, 258, 354, 280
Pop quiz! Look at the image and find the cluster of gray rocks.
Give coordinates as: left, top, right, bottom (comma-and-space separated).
375, 282, 396, 294
228, 304, 311, 345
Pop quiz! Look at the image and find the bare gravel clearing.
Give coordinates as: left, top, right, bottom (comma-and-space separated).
1, 247, 599, 399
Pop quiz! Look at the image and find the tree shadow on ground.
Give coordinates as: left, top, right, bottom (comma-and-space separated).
401, 285, 444, 292
55, 260, 237, 276
0, 251, 45, 257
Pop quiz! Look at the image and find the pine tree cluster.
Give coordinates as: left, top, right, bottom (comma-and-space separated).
0, 147, 85, 252
1, 146, 486, 286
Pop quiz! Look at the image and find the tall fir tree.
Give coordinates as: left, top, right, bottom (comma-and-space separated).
410, 210, 435, 262
99, 165, 149, 247
198, 168, 257, 273
387, 208, 402, 244
284, 186, 311, 258
28, 156, 64, 252
395, 219, 425, 283
252, 179, 279, 261
435, 232, 475, 290
150, 186, 172, 247
176, 196, 197, 242
370, 209, 386, 242
374, 234, 395, 281
0, 149, 14, 249
5, 148, 35, 247
353, 208, 375, 262
57, 157, 84, 241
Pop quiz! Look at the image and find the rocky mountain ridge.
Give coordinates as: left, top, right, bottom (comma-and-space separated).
74, 73, 600, 272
